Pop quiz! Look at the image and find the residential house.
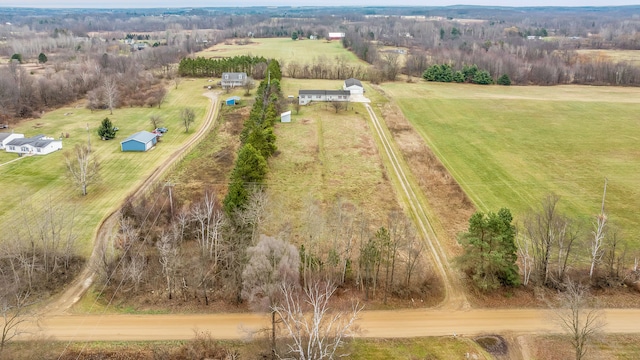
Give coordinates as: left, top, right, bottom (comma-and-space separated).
220, 72, 248, 89
120, 131, 158, 152
5, 134, 62, 156
343, 78, 364, 95
298, 90, 350, 105
0, 132, 24, 150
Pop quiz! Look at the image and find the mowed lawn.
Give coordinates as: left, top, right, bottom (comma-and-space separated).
381, 82, 640, 242
198, 37, 364, 65
263, 79, 400, 241
0, 79, 211, 255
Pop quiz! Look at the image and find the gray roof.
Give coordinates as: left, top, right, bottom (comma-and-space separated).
222, 72, 247, 81
344, 78, 363, 87
0, 133, 11, 141
6, 134, 46, 147
299, 90, 350, 96
121, 131, 157, 144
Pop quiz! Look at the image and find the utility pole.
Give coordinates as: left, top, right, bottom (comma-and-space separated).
601, 177, 608, 214
165, 182, 175, 217
86, 123, 91, 152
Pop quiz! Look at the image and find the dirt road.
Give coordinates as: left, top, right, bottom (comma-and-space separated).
365, 104, 468, 309
20, 94, 640, 347
41, 91, 221, 316
24, 308, 640, 341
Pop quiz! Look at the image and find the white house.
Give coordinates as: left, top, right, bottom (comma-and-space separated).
343, 78, 364, 95
298, 90, 350, 105
0, 132, 24, 149
5, 134, 62, 156
220, 72, 248, 89
328, 32, 345, 40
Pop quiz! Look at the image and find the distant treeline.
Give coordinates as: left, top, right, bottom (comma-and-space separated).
178, 55, 268, 78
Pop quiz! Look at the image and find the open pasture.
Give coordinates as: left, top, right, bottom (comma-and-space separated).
380, 82, 640, 242
198, 37, 364, 66
0, 79, 211, 254
575, 49, 640, 66
263, 78, 400, 241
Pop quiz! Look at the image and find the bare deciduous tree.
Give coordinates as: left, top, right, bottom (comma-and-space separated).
274, 280, 362, 360
516, 232, 534, 286
64, 144, 100, 196
524, 195, 578, 286
1, 291, 31, 353
242, 235, 300, 357
330, 100, 344, 113
157, 231, 180, 300
180, 108, 195, 133
149, 114, 164, 130
555, 281, 605, 360
590, 179, 608, 279
102, 76, 119, 115
191, 192, 224, 261
243, 78, 256, 96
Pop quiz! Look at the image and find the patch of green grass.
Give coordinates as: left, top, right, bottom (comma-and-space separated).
0, 79, 212, 256
381, 82, 640, 243
198, 37, 365, 66
348, 337, 485, 359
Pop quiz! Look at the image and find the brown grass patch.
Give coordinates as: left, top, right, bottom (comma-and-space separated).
377, 97, 475, 256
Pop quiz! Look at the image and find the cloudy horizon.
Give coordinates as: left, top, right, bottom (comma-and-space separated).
1, 0, 639, 9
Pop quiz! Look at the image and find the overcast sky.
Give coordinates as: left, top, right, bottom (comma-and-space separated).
1, 0, 639, 8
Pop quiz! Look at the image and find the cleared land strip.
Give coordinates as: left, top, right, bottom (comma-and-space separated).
41, 91, 221, 316
25, 308, 640, 341
364, 104, 468, 309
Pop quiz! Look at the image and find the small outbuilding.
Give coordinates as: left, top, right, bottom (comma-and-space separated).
343, 78, 364, 95
226, 96, 241, 106
120, 131, 157, 152
281, 111, 291, 123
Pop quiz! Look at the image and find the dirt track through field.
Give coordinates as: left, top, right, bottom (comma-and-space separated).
365, 104, 468, 310
40, 91, 221, 316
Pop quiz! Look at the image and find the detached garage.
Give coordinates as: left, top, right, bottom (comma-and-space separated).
120, 131, 157, 152
343, 78, 364, 95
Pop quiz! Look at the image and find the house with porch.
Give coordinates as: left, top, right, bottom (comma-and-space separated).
220, 72, 248, 89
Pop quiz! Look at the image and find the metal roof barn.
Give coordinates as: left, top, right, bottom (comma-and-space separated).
120, 131, 158, 152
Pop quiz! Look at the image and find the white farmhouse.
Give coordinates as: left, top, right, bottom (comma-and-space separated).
0, 132, 24, 149
343, 78, 364, 95
5, 134, 62, 156
298, 90, 350, 105
220, 72, 248, 89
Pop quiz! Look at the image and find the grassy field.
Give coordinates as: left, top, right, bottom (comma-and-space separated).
349, 337, 488, 359
0, 79, 212, 255
380, 82, 640, 243
575, 49, 640, 66
262, 78, 401, 243
198, 37, 365, 65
